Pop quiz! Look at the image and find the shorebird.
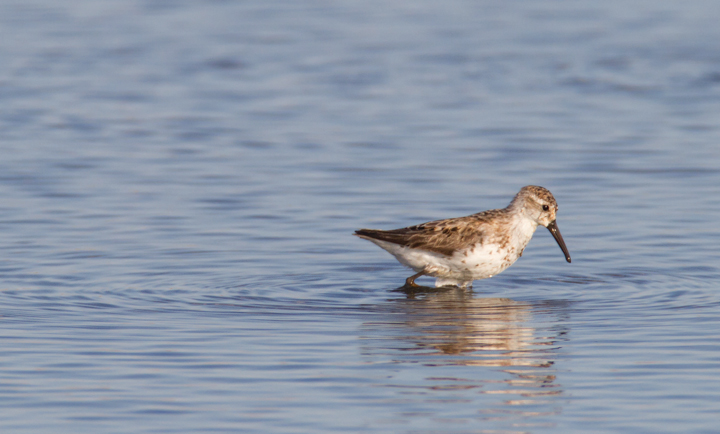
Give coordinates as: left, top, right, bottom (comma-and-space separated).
355, 185, 571, 288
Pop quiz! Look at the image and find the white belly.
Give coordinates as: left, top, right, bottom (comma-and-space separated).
364, 239, 522, 288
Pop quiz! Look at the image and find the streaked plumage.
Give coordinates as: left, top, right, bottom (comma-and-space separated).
355, 185, 571, 288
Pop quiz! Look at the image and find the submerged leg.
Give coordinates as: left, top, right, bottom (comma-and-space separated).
434, 277, 473, 289
404, 270, 426, 287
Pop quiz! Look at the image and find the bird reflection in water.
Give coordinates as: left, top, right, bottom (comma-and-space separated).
363, 284, 567, 418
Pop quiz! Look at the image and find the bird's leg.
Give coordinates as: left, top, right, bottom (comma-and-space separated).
404, 270, 426, 287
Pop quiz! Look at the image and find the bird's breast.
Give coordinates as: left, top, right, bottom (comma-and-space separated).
451, 242, 518, 278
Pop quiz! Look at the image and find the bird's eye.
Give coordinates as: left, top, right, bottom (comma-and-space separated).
542, 205, 550, 212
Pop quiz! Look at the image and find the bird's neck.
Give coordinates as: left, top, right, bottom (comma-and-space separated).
507, 212, 539, 249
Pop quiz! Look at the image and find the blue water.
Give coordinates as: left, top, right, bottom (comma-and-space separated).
1, 0, 720, 432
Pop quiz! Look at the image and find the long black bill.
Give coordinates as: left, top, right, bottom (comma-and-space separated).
546, 220, 571, 263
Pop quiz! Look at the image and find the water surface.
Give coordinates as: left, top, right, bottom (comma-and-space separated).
1, 0, 720, 433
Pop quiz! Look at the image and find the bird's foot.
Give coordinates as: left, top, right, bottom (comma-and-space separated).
404, 270, 426, 288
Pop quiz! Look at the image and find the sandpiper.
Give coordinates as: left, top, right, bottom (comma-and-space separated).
355, 185, 571, 288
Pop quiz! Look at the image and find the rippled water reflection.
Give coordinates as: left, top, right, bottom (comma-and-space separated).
360, 288, 568, 430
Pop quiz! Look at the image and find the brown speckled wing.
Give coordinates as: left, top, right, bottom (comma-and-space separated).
355, 209, 505, 256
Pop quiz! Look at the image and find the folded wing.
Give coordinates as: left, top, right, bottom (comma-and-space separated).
355, 214, 490, 256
